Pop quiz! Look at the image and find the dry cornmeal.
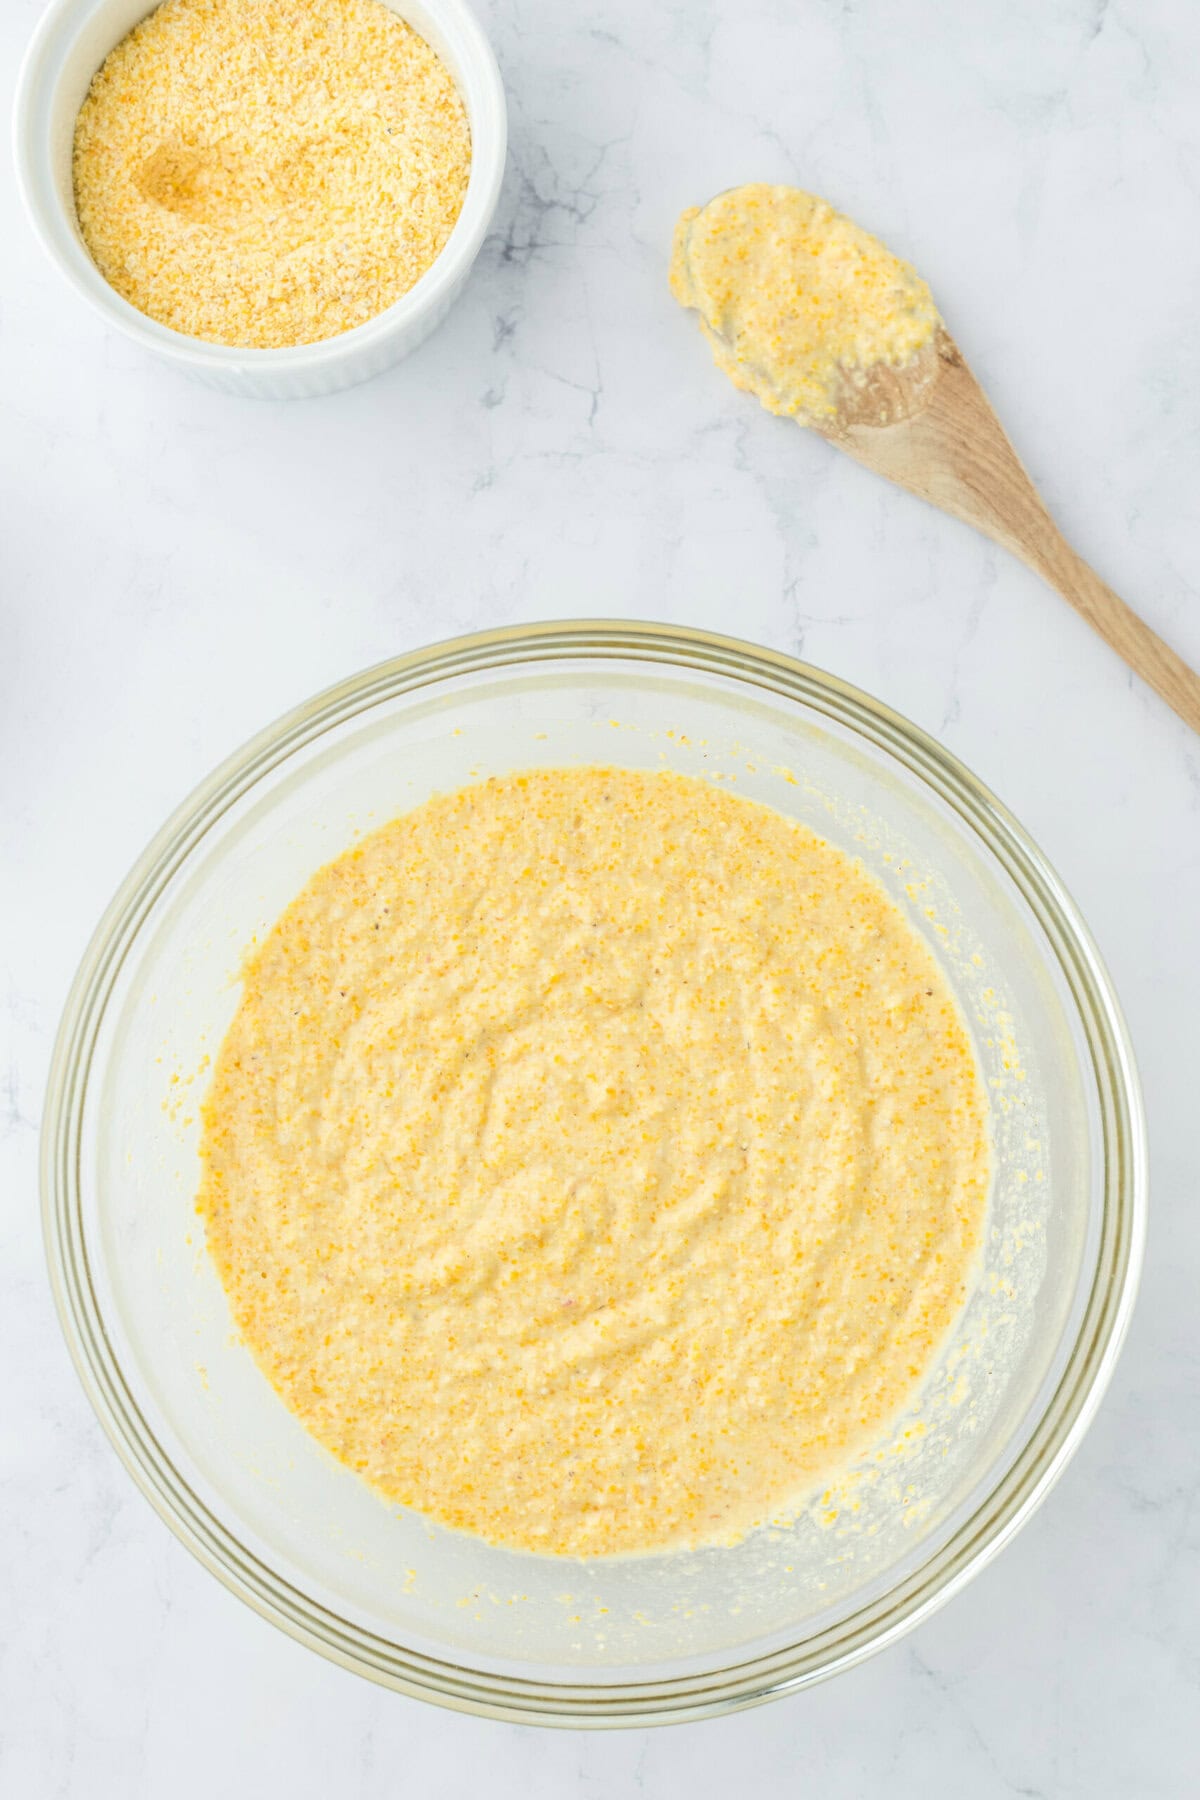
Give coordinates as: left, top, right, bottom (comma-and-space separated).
671, 183, 941, 423
198, 767, 990, 1558
72, 0, 471, 348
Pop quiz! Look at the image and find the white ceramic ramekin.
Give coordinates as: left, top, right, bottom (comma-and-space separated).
14, 0, 507, 398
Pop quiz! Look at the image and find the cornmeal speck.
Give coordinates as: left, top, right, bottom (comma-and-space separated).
72, 0, 471, 348
198, 768, 989, 1557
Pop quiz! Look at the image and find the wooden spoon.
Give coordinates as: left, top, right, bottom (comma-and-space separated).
817, 328, 1200, 734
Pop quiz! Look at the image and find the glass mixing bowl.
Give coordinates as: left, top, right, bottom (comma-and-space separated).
42, 622, 1145, 1725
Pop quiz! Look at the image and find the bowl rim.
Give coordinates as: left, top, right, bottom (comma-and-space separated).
41, 619, 1147, 1726
13, 0, 507, 373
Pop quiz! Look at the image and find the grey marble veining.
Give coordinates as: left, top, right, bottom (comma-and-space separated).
2, 0, 1197, 1793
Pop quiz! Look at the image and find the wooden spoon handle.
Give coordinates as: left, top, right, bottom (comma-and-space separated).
830, 338, 1200, 736
1018, 535, 1200, 735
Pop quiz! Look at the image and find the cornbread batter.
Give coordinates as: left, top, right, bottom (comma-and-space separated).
199, 768, 989, 1557
671, 184, 941, 423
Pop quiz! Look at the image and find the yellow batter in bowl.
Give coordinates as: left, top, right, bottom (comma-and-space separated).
198, 767, 989, 1558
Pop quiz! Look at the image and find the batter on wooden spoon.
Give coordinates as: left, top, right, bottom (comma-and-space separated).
671, 183, 941, 424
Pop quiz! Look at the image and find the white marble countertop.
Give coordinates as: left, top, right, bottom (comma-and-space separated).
3, 0, 1198, 1792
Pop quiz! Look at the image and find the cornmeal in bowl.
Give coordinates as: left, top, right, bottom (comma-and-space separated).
72, 0, 471, 348
198, 767, 989, 1557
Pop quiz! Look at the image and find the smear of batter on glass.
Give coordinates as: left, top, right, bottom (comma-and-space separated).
198, 767, 989, 1558
671, 183, 941, 423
